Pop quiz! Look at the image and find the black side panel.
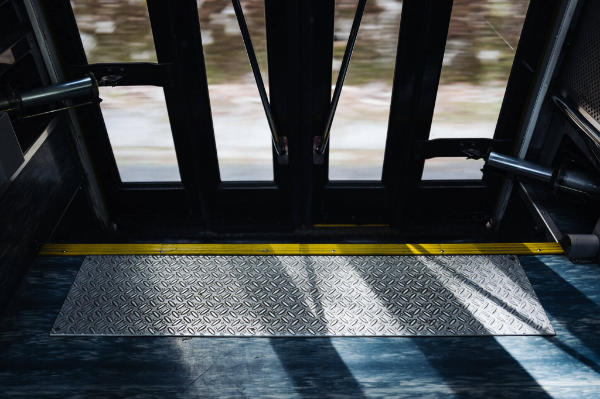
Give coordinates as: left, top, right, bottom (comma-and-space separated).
0, 0, 53, 152
558, 0, 600, 127
0, 117, 81, 309
38, 1, 121, 208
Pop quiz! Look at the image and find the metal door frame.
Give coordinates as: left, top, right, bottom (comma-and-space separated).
35, 0, 567, 239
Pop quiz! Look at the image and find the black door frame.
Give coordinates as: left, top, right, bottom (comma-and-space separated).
38, 0, 565, 239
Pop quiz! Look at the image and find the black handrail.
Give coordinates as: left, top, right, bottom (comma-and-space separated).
231, 0, 287, 163
314, 0, 367, 163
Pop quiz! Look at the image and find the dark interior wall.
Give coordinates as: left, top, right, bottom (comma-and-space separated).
524, 0, 600, 238
0, 0, 84, 309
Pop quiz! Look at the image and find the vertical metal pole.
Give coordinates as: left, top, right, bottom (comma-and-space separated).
147, 0, 221, 226
491, 0, 579, 230
382, 0, 454, 225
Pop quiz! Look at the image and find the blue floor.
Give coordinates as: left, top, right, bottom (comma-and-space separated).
0, 255, 599, 398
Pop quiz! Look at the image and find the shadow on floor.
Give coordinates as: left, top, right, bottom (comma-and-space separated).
270, 337, 367, 399
348, 256, 553, 398
522, 256, 600, 360
2, 255, 600, 398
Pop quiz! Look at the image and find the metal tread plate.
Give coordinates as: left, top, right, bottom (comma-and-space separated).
51, 255, 554, 336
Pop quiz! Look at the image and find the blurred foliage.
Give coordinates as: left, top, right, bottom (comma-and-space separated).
72, 0, 529, 86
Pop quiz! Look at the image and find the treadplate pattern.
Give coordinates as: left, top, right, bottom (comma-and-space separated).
51, 255, 554, 336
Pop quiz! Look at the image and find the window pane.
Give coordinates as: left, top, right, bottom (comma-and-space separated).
328, 0, 402, 181
199, 0, 273, 181
429, 0, 529, 142
422, 158, 484, 180
99, 86, 180, 182
72, 0, 157, 63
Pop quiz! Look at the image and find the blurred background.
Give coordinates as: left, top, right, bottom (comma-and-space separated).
71, 0, 529, 182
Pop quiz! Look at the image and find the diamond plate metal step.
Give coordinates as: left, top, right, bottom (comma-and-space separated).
51, 255, 554, 336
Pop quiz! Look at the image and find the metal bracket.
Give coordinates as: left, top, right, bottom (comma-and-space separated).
71, 62, 174, 87
422, 138, 511, 160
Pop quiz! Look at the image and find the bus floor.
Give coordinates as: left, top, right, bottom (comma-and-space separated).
0, 255, 599, 398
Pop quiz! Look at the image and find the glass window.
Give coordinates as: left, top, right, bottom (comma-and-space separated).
426, 1, 529, 179
72, 0, 157, 63
72, 2, 178, 182
328, 0, 402, 181
422, 158, 484, 180
199, 0, 273, 181
99, 86, 180, 182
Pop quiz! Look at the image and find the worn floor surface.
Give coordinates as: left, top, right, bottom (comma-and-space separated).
0, 255, 599, 398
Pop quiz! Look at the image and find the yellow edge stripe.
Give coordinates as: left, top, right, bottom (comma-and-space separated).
39, 242, 563, 256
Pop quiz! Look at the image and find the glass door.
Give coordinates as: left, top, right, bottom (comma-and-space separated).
46, 0, 546, 236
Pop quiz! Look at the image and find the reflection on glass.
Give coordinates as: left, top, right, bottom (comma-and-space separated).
0, 48, 15, 65
199, 0, 273, 181
431, 0, 529, 141
99, 86, 180, 182
328, 0, 402, 181
421, 158, 484, 180
72, 0, 157, 63
427, 1, 529, 179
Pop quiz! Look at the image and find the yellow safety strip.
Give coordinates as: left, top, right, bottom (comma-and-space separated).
39, 242, 564, 256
